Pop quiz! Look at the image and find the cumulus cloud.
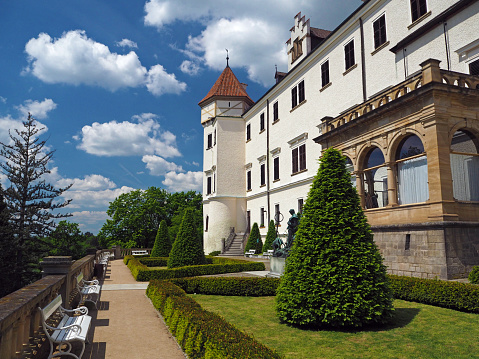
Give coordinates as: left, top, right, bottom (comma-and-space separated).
16, 98, 57, 119
162, 171, 202, 192
116, 38, 138, 49
142, 155, 183, 176
0, 96, 6, 104
179, 60, 200, 76
23, 30, 186, 95
77, 116, 181, 157
0, 115, 48, 145
70, 211, 110, 232
67, 185, 135, 209
57, 174, 117, 191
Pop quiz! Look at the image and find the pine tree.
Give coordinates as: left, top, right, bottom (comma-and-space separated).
255, 235, 263, 254
263, 220, 276, 252
167, 208, 206, 268
0, 114, 72, 290
151, 220, 171, 257
276, 148, 394, 328
0, 185, 16, 297
244, 222, 260, 253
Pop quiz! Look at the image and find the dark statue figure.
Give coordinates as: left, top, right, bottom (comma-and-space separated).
272, 236, 284, 257
272, 209, 300, 258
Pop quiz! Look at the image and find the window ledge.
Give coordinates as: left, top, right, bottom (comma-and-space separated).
247, 189, 252, 192
371, 41, 390, 56
206, 146, 212, 150
260, 184, 266, 188
259, 129, 265, 134
246, 139, 251, 143
291, 168, 308, 176
272, 118, 280, 125
273, 179, 280, 183
290, 99, 307, 113
320, 82, 332, 92
343, 63, 357, 76
408, 11, 431, 30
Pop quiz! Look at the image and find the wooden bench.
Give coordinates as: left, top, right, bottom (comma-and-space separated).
263, 249, 274, 257
132, 250, 148, 256
76, 272, 101, 309
39, 295, 91, 359
245, 249, 256, 256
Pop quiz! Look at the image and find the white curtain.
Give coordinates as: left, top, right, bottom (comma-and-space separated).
451, 153, 479, 201
397, 155, 428, 205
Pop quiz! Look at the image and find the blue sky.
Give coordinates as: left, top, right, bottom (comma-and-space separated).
0, 0, 360, 234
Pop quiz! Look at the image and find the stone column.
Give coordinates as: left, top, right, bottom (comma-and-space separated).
420, 59, 442, 84
355, 171, 365, 208
386, 161, 398, 206
40, 256, 73, 308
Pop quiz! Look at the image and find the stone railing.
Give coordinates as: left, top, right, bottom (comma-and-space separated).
0, 250, 108, 359
321, 59, 479, 134
222, 227, 236, 253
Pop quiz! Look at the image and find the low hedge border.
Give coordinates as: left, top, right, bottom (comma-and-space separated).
139, 257, 214, 267
389, 275, 479, 313
146, 279, 282, 359
128, 256, 265, 281
170, 277, 280, 296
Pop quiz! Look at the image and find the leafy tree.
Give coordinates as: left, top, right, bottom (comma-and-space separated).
263, 220, 276, 252
151, 220, 171, 257
45, 221, 87, 260
167, 208, 206, 268
276, 148, 394, 328
244, 222, 260, 253
0, 114, 72, 291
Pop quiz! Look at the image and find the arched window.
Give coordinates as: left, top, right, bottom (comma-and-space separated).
450, 129, 479, 201
363, 147, 387, 208
396, 135, 428, 205
345, 156, 356, 188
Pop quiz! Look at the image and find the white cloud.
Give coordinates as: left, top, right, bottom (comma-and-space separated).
24, 30, 186, 95
57, 174, 117, 191
16, 98, 57, 119
70, 211, 110, 231
142, 155, 183, 176
180, 60, 200, 76
116, 38, 138, 49
0, 96, 6, 104
77, 116, 181, 158
67, 185, 135, 209
0, 115, 48, 145
162, 171, 202, 192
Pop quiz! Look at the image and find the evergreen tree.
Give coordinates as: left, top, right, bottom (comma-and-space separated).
0, 185, 16, 297
276, 148, 394, 328
0, 114, 72, 290
255, 235, 263, 254
244, 222, 260, 253
263, 220, 276, 252
151, 220, 171, 257
167, 208, 206, 268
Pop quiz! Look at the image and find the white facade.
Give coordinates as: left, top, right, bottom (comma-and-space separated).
201, 0, 479, 253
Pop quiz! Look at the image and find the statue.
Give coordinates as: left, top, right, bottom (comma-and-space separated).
285, 209, 299, 249
272, 236, 284, 257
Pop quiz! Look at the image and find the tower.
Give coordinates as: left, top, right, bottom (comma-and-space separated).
199, 64, 254, 254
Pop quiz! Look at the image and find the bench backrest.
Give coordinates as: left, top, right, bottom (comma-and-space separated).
77, 272, 84, 284
40, 295, 62, 320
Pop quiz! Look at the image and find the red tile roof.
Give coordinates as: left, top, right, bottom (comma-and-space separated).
311, 27, 331, 39
198, 66, 254, 106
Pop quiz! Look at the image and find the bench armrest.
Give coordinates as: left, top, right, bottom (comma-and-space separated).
83, 279, 99, 285
61, 305, 89, 316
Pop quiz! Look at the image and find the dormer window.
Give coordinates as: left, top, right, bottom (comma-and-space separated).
292, 37, 303, 63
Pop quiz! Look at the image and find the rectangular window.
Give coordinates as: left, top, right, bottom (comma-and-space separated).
214, 129, 216, 145
291, 86, 298, 108
247, 170, 252, 191
207, 176, 212, 195
273, 157, 280, 181
344, 40, 355, 71
260, 113, 265, 132
207, 134, 212, 149
292, 148, 298, 174
275, 204, 280, 225
260, 207, 265, 227
292, 144, 306, 174
213, 174, 216, 192
410, 0, 427, 22
321, 60, 330, 88
260, 163, 266, 186
373, 14, 387, 49
470, 58, 479, 76
246, 124, 251, 141
298, 80, 305, 103
273, 102, 279, 121
298, 198, 304, 214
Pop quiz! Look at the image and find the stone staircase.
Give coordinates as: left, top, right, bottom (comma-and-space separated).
220, 233, 245, 256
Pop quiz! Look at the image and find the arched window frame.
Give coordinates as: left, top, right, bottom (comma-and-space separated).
361, 147, 388, 209
450, 129, 479, 201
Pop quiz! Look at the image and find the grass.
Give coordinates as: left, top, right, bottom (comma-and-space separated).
190, 295, 479, 359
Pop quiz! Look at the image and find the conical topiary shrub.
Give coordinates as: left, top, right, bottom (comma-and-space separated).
151, 220, 171, 257
167, 208, 206, 268
276, 148, 394, 328
244, 222, 260, 253
255, 236, 263, 254
263, 220, 276, 252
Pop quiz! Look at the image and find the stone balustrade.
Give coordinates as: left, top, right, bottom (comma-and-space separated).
0, 249, 109, 359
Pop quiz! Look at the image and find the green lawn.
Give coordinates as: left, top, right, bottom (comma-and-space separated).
190, 295, 479, 359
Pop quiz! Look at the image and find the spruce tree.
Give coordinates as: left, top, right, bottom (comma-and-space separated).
263, 220, 276, 252
244, 222, 260, 253
167, 208, 206, 268
151, 220, 171, 257
276, 148, 393, 328
0, 185, 16, 297
255, 236, 263, 254
0, 114, 72, 290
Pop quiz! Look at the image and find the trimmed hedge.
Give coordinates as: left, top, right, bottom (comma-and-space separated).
171, 277, 280, 296
389, 275, 479, 313
128, 256, 265, 281
123, 255, 133, 265
146, 280, 282, 359
469, 266, 479, 284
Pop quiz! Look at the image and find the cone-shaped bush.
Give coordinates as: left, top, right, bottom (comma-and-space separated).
167, 208, 206, 268
244, 222, 260, 253
255, 236, 263, 254
151, 220, 171, 257
263, 220, 276, 252
276, 148, 394, 328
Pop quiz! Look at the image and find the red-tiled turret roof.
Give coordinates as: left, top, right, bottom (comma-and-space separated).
198, 66, 254, 106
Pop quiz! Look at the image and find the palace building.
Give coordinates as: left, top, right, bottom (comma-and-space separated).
200, 0, 479, 279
